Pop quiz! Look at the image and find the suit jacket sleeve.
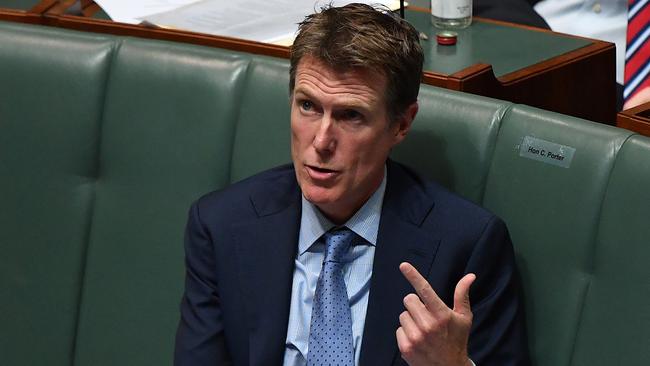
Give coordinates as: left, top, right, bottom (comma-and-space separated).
174, 201, 233, 366
474, 0, 549, 29
466, 216, 530, 366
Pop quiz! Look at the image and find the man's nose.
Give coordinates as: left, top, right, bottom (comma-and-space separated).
313, 115, 336, 153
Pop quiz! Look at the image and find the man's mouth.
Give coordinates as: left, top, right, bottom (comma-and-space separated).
305, 164, 339, 180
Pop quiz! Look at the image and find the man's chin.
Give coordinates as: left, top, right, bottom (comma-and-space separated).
303, 192, 337, 206
301, 186, 341, 207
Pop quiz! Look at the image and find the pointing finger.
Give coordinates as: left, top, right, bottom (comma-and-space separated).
399, 262, 447, 313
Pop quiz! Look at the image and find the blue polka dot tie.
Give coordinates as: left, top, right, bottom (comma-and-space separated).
307, 228, 355, 366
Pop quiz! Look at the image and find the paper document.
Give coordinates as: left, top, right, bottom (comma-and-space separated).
94, 0, 201, 24
139, 0, 403, 44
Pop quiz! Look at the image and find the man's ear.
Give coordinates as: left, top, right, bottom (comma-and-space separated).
393, 102, 418, 144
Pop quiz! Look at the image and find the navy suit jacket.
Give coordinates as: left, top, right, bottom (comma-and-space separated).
174, 161, 530, 366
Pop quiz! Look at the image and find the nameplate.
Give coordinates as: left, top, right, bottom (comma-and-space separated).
519, 136, 575, 168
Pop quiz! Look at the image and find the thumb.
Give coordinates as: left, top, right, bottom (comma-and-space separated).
453, 273, 476, 316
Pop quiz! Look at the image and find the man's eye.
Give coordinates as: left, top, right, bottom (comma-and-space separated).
341, 109, 362, 121
300, 100, 314, 111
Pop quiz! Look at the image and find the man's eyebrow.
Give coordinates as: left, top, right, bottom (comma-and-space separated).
293, 85, 373, 111
335, 96, 374, 112
293, 88, 313, 99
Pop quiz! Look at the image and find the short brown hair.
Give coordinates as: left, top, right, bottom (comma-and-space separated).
289, 3, 424, 122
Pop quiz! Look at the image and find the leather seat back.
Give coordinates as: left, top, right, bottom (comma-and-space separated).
482, 106, 634, 365
0, 22, 114, 366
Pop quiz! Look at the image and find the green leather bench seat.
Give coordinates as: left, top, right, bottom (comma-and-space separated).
1, 20, 648, 366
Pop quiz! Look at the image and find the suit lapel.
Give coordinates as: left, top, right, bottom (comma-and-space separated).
232, 171, 301, 366
359, 162, 441, 366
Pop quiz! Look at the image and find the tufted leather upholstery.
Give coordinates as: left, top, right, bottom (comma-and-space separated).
1, 20, 648, 366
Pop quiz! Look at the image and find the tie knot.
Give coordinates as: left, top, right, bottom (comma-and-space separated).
323, 228, 354, 263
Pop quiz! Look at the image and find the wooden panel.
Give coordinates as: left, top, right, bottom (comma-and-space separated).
409, 7, 616, 124
47, 14, 290, 58
617, 104, 650, 137
1, 1, 616, 125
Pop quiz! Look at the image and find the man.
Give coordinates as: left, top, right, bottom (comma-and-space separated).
175, 4, 529, 366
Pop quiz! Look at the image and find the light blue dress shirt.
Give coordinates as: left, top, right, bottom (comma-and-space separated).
282, 170, 387, 366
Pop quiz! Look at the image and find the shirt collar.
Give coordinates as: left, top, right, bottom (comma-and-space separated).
298, 166, 387, 255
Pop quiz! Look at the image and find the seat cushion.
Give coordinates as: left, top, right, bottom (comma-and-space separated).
72, 38, 251, 366
0, 21, 114, 366
571, 135, 650, 365
229, 56, 292, 183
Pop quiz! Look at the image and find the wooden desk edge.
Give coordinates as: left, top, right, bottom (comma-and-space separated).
500, 40, 614, 86
0, 10, 290, 59
30, 0, 59, 14
1, 2, 616, 124
407, 5, 614, 81
0, 8, 44, 24
618, 104, 650, 137
3, 3, 612, 85
473, 17, 615, 86
64, 16, 290, 58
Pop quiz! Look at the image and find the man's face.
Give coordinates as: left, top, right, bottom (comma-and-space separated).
290, 56, 416, 223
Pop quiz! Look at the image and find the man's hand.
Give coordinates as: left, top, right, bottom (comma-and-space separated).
396, 262, 476, 366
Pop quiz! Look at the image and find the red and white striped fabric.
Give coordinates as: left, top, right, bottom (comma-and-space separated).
625, 0, 650, 101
